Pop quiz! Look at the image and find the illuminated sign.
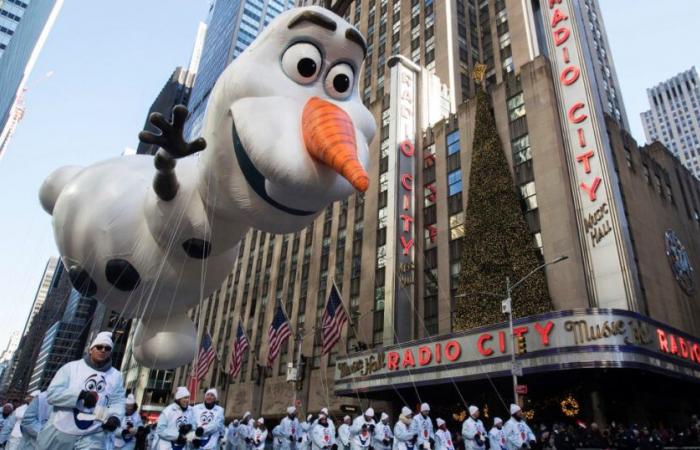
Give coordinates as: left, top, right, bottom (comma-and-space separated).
334, 309, 700, 394
541, 0, 638, 309
384, 56, 419, 345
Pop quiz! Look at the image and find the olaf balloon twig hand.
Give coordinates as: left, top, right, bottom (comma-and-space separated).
39, 6, 375, 369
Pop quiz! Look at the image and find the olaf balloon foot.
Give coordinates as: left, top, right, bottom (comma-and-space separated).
133, 314, 197, 369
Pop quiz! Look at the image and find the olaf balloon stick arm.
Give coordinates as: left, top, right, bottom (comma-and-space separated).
138, 105, 206, 202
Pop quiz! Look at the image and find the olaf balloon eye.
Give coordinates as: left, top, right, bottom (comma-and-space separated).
325, 63, 354, 100
281, 42, 322, 85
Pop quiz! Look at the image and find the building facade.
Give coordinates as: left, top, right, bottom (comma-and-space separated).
0, 0, 62, 158
1, 259, 71, 402
641, 67, 700, 179
183, 0, 297, 139
159, 0, 700, 427
27, 289, 97, 392
0, 0, 29, 58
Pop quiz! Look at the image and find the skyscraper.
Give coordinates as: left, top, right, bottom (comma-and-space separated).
641, 67, 700, 178
0, 0, 62, 159
184, 0, 297, 139
2, 260, 71, 401
0, 0, 30, 59
27, 289, 97, 392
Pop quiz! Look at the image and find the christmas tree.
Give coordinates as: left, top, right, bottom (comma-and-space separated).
454, 87, 552, 331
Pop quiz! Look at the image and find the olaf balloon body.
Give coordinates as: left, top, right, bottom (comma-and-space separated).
39, 7, 375, 369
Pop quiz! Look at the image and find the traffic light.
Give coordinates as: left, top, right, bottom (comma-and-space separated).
516, 335, 527, 355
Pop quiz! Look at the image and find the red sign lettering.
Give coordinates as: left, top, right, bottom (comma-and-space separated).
567, 102, 587, 124
560, 65, 580, 86
513, 326, 529, 338
580, 177, 602, 202
550, 8, 568, 28
401, 174, 414, 191
418, 346, 432, 365
445, 341, 461, 361
434, 343, 441, 363
576, 150, 595, 173
477, 334, 494, 356
553, 27, 570, 46
657, 329, 669, 352
498, 331, 506, 353
577, 129, 586, 148
387, 351, 400, 370
400, 140, 414, 157
400, 214, 414, 232
534, 321, 555, 346
402, 349, 415, 368
400, 236, 414, 255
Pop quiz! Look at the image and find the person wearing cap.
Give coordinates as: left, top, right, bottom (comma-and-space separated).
309, 412, 334, 450
434, 419, 454, 450
393, 407, 417, 450
410, 404, 433, 450
224, 420, 239, 450
18, 390, 49, 450
311, 409, 334, 439
192, 388, 225, 449
503, 405, 534, 450
273, 406, 300, 450
350, 408, 375, 450
0, 403, 16, 447
113, 394, 143, 450
7, 392, 34, 450
37, 331, 125, 449
372, 413, 393, 450
250, 419, 267, 450
298, 414, 313, 450
488, 418, 506, 450
337, 416, 352, 450
237, 413, 253, 450
155, 386, 196, 449
462, 406, 486, 450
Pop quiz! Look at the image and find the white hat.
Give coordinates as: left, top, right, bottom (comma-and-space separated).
510, 404, 521, 415
307, 414, 314, 422
2, 403, 12, 411
420, 403, 430, 412
287, 406, 296, 414
436, 418, 445, 427
257, 418, 265, 425
205, 388, 218, 399
321, 407, 329, 415
174, 386, 190, 400
365, 407, 374, 417
469, 405, 478, 416
344, 415, 351, 422
319, 412, 328, 418
381, 412, 389, 421
126, 394, 136, 405
90, 331, 113, 349
401, 406, 413, 417
243, 411, 251, 419
30, 390, 40, 398
494, 417, 503, 426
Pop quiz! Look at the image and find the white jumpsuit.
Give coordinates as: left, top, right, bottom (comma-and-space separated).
461, 418, 487, 450
37, 358, 125, 450
503, 418, 535, 450
192, 403, 225, 449
349, 416, 375, 450
154, 402, 196, 450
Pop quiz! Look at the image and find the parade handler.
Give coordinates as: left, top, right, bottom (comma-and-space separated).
37, 331, 125, 449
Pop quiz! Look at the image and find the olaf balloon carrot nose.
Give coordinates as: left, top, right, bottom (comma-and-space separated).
302, 96, 369, 192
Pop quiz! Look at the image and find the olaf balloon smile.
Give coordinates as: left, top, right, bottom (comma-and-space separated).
39, 6, 375, 369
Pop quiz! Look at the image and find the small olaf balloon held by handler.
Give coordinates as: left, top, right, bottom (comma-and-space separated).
39, 6, 376, 369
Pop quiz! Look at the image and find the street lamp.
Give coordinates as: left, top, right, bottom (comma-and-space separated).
504, 255, 568, 405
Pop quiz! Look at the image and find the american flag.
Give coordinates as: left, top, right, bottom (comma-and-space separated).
194, 332, 217, 380
322, 282, 348, 355
228, 321, 249, 377
267, 305, 292, 367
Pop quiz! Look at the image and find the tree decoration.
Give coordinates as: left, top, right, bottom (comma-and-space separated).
560, 395, 580, 417
452, 410, 467, 422
454, 88, 552, 331
523, 410, 535, 420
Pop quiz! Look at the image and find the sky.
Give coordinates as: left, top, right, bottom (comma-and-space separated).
0, 1, 698, 352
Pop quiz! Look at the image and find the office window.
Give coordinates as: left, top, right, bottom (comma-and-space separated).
446, 130, 460, 155
448, 170, 462, 196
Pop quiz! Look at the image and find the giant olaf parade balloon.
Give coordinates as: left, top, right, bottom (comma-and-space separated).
39, 7, 375, 369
